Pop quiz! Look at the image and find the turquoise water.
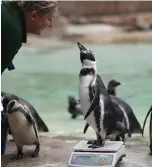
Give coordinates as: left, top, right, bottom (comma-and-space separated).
1, 43, 152, 141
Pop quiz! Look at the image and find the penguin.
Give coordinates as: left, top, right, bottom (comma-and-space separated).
67, 79, 121, 119
83, 79, 121, 135
110, 96, 142, 137
68, 96, 82, 119
3, 96, 40, 159
107, 79, 121, 96
77, 42, 128, 148
1, 91, 49, 133
142, 105, 152, 155
83, 85, 142, 140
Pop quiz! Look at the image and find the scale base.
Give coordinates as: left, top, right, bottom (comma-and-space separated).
69, 140, 126, 167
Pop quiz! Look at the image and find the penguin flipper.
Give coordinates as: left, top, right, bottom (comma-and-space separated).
142, 108, 152, 137
84, 86, 99, 120
129, 112, 142, 134
22, 105, 39, 140
26, 112, 39, 140
83, 123, 90, 134
84, 99, 99, 120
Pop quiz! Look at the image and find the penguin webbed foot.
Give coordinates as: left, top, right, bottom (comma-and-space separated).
11, 154, 23, 160
9, 139, 15, 142
11, 146, 23, 160
71, 114, 77, 119
88, 140, 105, 149
115, 135, 126, 143
127, 130, 132, 138
31, 143, 40, 157
121, 135, 126, 143
87, 140, 96, 144
115, 135, 121, 141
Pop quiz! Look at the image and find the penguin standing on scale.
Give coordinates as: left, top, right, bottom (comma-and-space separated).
83, 79, 122, 137
67, 79, 121, 119
77, 42, 129, 148
83, 80, 142, 141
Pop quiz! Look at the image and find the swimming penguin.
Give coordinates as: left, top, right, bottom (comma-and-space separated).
3, 97, 40, 159
1, 91, 49, 133
142, 105, 152, 155
77, 42, 129, 148
68, 96, 82, 119
107, 79, 121, 96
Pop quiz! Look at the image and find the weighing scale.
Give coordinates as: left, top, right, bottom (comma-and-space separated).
68, 140, 126, 167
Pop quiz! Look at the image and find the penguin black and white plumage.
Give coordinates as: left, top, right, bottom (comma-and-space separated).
68, 96, 82, 119
142, 105, 152, 155
3, 96, 40, 159
1, 91, 49, 133
77, 42, 128, 148
83, 79, 121, 135
83, 79, 121, 140
110, 95, 142, 138
83, 81, 142, 141
107, 79, 121, 96
67, 80, 120, 119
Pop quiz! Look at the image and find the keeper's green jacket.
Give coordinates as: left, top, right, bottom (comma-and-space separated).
1, 1, 27, 74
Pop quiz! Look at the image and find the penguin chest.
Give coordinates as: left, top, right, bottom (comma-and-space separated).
79, 84, 90, 115
79, 77, 101, 133
7, 112, 38, 146
79, 75, 94, 114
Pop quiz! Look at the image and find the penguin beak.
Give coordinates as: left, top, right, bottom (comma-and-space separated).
116, 82, 121, 86
77, 42, 86, 52
76, 100, 80, 104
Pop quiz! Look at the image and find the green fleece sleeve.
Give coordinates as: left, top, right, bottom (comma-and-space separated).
1, 20, 21, 74
1, 1, 22, 74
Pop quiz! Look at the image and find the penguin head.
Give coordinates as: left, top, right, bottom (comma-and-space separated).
5, 99, 20, 114
108, 80, 121, 88
149, 105, 152, 111
2, 95, 11, 111
77, 42, 96, 66
7, 100, 16, 113
1, 91, 6, 97
68, 96, 78, 106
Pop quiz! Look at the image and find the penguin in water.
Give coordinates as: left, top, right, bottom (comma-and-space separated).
77, 42, 129, 148
142, 105, 152, 155
1, 91, 49, 133
3, 96, 40, 159
68, 96, 82, 119
67, 79, 121, 119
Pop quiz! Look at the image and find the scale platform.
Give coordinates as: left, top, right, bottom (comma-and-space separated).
68, 140, 126, 167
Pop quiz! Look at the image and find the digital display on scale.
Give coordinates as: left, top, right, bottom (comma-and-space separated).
70, 153, 114, 166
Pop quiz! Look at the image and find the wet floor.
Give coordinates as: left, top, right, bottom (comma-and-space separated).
1, 135, 152, 167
